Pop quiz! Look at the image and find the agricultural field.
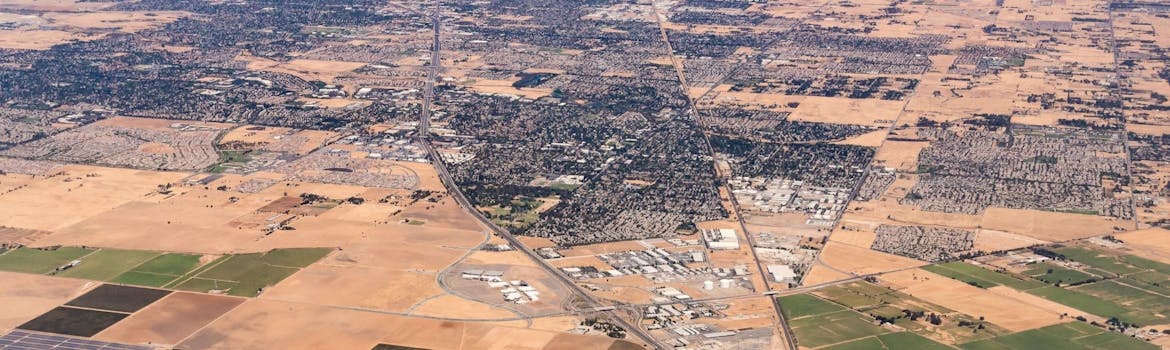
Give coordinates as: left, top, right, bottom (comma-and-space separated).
825, 332, 954, 350
0, 246, 332, 297
780, 282, 1005, 349
112, 253, 204, 287
925, 246, 1170, 327
959, 322, 1155, 350
922, 262, 1045, 290
172, 248, 333, 297
1023, 263, 1099, 286
0, 246, 94, 274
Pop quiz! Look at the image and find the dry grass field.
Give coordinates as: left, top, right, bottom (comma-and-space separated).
1115, 228, 1170, 264
409, 294, 517, 320
241, 55, 367, 87
0, 7, 186, 49
177, 299, 626, 350
872, 140, 931, 171
979, 208, 1124, 242
0, 165, 187, 231
94, 292, 245, 345
787, 96, 904, 126
219, 126, 337, 156
0, 271, 93, 332
817, 241, 926, 276
800, 262, 855, 286
880, 269, 1066, 332
834, 128, 889, 147
467, 79, 554, 99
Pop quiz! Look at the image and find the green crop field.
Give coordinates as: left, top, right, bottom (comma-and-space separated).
1024, 263, 1097, 286
111, 271, 180, 287
261, 247, 333, 268
2, 246, 338, 297
0, 247, 95, 274
876, 332, 953, 350
819, 290, 884, 309
1052, 247, 1141, 275
169, 249, 326, 297
960, 322, 1155, 350
174, 277, 240, 293
790, 311, 890, 348
822, 333, 953, 350
778, 294, 847, 319
1026, 286, 1128, 318
111, 253, 203, 287
1120, 255, 1170, 275
1074, 281, 1159, 304
822, 337, 885, 350
1120, 271, 1170, 296
57, 249, 160, 281
131, 253, 202, 275
924, 262, 1045, 290
1072, 281, 1170, 325
181, 253, 298, 297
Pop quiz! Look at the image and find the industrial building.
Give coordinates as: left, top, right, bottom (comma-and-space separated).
702, 228, 741, 250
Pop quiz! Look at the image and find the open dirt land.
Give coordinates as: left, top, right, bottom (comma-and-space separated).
787, 96, 904, 126
800, 262, 855, 286
0, 272, 93, 332
94, 292, 245, 345
409, 294, 518, 320
218, 126, 337, 156
242, 56, 367, 86
1116, 228, 1170, 264
178, 299, 630, 350
0, 165, 187, 231
972, 229, 1047, 253
467, 79, 554, 99
818, 242, 925, 276
872, 140, 931, 171
980, 208, 1123, 242
834, 128, 890, 147
260, 262, 443, 313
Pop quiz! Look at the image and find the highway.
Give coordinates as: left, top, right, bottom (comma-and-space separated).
414, 4, 666, 349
